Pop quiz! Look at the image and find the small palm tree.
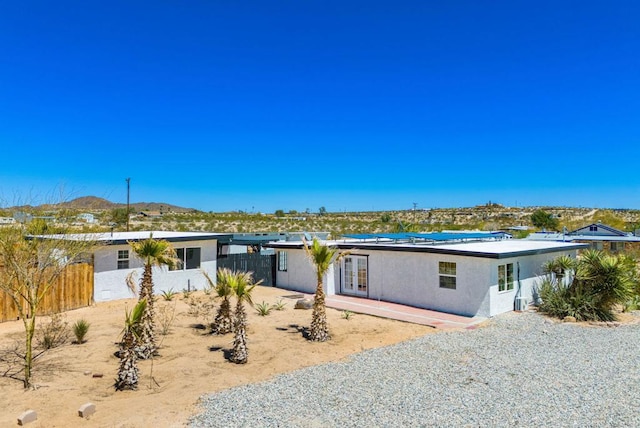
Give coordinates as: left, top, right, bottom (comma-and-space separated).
115, 299, 147, 391
230, 271, 260, 364
203, 268, 234, 335
303, 237, 347, 342
129, 235, 178, 359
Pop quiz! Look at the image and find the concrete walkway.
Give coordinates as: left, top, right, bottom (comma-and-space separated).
325, 294, 486, 330
280, 291, 486, 330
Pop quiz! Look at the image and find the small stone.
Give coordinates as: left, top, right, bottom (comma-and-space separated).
17, 410, 37, 425
78, 402, 96, 418
563, 316, 577, 323
92, 373, 103, 378
84, 371, 92, 376
294, 298, 314, 310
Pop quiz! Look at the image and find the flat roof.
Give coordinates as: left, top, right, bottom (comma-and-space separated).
527, 233, 640, 243
265, 239, 588, 259
32, 231, 231, 245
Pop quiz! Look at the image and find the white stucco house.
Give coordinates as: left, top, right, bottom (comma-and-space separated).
265, 235, 588, 318
37, 231, 232, 302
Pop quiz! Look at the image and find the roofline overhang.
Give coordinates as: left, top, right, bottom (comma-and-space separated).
264, 242, 590, 259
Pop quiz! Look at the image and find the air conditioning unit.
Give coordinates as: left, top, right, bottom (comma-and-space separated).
515, 296, 528, 312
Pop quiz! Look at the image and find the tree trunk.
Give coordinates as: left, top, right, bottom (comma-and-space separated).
211, 297, 233, 335
309, 279, 329, 342
116, 332, 139, 390
136, 265, 156, 359
23, 316, 35, 389
230, 303, 248, 364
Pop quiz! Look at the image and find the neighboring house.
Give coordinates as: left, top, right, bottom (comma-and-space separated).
0, 217, 16, 225
77, 213, 97, 224
528, 222, 640, 253
38, 231, 232, 302
266, 235, 587, 318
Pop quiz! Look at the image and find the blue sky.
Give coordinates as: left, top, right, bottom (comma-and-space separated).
1, 1, 639, 212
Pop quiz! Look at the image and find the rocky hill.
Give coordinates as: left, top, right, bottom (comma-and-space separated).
14, 196, 196, 213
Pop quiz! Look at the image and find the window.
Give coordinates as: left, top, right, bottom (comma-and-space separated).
611, 242, 625, 253
439, 261, 456, 289
589, 225, 598, 232
185, 248, 201, 270
277, 251, 287, 271
170, 247, 201, 270
498, 263, 514, 292
591, 242, 603, 250
117, 250, 129, 270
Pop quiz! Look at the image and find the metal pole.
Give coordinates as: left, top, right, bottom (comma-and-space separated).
126, 178, 130, 232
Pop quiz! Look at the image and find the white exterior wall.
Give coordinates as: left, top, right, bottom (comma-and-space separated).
93, 239, 218, 302
274, 249, 336, 295
362, 251, 492, 317
274, 246, 580, 318
488, 250, 577, 316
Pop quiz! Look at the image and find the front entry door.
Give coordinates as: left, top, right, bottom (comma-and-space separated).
342, 256, 368, 296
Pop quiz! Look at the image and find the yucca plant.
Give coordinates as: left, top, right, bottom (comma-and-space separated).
115, 299, 146, 391
255, 301, 272, 316
72, 319, 90, 344
537, 250, 635, 322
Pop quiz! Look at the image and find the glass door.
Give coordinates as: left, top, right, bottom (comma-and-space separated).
342, 256, 368, 296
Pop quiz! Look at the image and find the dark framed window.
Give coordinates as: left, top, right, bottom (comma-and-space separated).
170, 247, 201, 270
117, 250, 129, 270
439, 261, 456, 289
278, 251, 287, 271
185, 247, 201, 270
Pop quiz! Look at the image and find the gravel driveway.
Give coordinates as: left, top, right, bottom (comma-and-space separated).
190, 311, 640, 427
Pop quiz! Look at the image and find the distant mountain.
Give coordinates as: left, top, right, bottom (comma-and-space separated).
17, 196, 197, 213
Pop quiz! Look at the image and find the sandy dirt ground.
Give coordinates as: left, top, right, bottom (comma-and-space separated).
0, 286, 436, 427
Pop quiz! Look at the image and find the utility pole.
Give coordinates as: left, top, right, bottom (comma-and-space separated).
126, 178, 130, 232
413, 202, 418, 223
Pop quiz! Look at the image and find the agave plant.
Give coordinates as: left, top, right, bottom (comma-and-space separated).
115, 299, 147, 391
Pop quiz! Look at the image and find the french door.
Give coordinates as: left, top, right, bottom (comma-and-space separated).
342, 256, 368, 296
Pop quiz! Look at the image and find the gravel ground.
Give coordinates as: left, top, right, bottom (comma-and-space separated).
190, 311, 640, 428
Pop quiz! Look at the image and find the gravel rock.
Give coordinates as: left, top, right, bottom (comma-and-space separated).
190, 311, 640, 427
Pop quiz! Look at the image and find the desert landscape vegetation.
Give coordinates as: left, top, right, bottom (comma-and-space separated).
2, 197, 640, 427
3, 196, 640, 237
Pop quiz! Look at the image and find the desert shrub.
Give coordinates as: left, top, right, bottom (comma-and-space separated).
72, 319, 90, 344
157, 302, 177, 335
186, 295, 214, 323
37, 313, 70, 350
341, 310, 354, 320
536, 250, 635, 322
161, 288, 176, 301
255, 301, 272, 316
271, 299, 286, 311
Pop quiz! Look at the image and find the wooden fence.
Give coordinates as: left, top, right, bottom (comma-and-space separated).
0, 262, 94, 323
